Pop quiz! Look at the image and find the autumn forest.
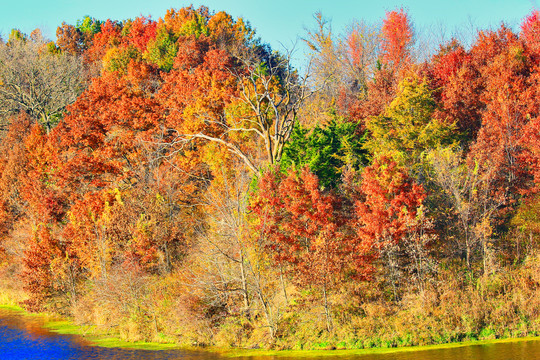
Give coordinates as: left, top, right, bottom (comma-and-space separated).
1, 5, 540, 350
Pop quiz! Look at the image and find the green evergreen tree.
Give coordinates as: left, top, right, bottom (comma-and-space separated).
281, 115, 368, 189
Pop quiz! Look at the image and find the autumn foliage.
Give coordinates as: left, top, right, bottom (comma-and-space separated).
2, 4, 540, 350
355, 157, 425, 251
251, 167, 373, 286
380, 8, 413, 71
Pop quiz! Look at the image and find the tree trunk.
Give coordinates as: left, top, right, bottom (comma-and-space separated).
322, 283, 332, 332
255, 286, 275, 339
240, 254, 250, 317
279, 263, 289, 304
465, 235, 471, 270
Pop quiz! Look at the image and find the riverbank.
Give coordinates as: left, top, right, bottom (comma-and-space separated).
221, 336, 540, 357
0, 305, 180, 351
2, 304, 540, 358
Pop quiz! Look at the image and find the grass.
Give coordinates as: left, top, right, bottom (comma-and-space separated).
221, 336, 540, 358
89, 337, 182, 350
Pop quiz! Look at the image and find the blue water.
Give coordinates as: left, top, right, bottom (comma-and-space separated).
0, 310, 209, 360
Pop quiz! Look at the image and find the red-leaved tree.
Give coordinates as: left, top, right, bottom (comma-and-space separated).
251, 166, 373, 330
355, 156, 426, 298
381, 8, 414, 73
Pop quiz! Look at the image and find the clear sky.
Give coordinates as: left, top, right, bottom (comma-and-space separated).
0, 0, 537, 65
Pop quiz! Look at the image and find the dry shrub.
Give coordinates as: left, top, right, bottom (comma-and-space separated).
0, 262, 27, 306
72, 263, 156, 342
168, 291, 220, 346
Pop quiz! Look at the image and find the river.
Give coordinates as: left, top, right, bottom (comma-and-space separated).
1, 308, 540, 359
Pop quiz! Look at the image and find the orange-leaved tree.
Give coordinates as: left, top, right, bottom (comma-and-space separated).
355, 156, 426, 299
380, 8, 414, 73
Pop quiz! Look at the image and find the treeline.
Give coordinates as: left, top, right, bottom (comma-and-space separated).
1, 5, 540, 349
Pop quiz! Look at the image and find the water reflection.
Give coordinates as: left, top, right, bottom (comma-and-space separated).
0, 309, 211, 360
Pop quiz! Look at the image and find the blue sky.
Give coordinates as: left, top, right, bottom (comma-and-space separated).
0, 0, 537, 64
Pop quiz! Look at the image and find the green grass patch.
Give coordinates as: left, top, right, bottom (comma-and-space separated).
222, 336, 540, 358
0, 304, 24, 311
43, 318, 183, 350
43, 320, 95, 335
90, 337, 181, 350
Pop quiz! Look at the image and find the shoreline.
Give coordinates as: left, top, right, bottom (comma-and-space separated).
220, 336, 540, 357
2, 304, 540, 357
0, 305, 180, 351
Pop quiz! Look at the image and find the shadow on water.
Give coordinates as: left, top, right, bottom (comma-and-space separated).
1, 308, 540, 360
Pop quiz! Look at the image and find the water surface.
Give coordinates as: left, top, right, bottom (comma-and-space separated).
0, 309, 207, 359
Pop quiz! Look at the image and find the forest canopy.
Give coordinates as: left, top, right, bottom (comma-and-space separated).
1, 5, 540, 350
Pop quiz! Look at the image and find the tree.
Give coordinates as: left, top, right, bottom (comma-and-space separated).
365, 75, 456, 170
185, 166, 285, 337
511, 194, 540, 260
303, 13, 380, 122
281, 115, 368, 189
56, 23, 84, 55
76, 16, 103, 48
21, 124, 66, 225
521, 10, 540, 54
251, 167, 373, 331
21, 225, 63, 311
467, 26, 536, 211
144, 24, 178, 72
354, 156, 425, 299
427, 147, 504, 273
232, 50, 313, 168
0, 113, 32, 237
338, 8, 415, 121
0, 30, 86, 132
63, 191, 118, 280
4, 120, 73, 311
380, 8, 414, 73
161, 39, 314, 173
428, 39, 481, 143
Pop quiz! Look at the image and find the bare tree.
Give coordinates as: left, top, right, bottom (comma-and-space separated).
299, 13, 380, 126
185, 166, 285, 339
428, 147, 504, 274
402, 210, 437, 292
235, 49, 313, 167
304, 13, 379, 96
167, 47, 315, 173
0, 30, 86, 133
